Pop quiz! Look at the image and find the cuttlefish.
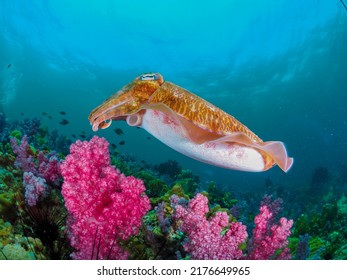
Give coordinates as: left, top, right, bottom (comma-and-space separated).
89, 73, 293, 172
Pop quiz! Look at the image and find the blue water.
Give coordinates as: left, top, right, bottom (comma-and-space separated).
1, 0, 346, 190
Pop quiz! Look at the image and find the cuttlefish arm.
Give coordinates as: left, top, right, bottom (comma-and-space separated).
89, 73, 164, 131
89, 83, 134, 131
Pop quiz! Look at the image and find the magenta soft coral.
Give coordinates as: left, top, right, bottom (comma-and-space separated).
247, 205, 293, 260
60, 136, 150, 260
174, 193, 293, 260
174, 193, 248, 260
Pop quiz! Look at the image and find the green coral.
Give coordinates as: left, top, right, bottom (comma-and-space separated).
0, 148, 15, 170
135, 170, 169, 198
0, 192, 16, 221
173, 169, 199, 196
0, 169, 18, 190
308, 237, 325, 258
0, 236, 46, 260
333, 244, 347, 260
110, 155, 131, 176
337, 194, 347, 215
150, 184, 189, 205
0, 243, 35, 260
207, 204, 236, 222
9, 130, 22, 140
143, 210, 162, 236
0, 220, 40, 260
205, 181, 238, 209
0, 219, 13, 245
293, 214, 310, 236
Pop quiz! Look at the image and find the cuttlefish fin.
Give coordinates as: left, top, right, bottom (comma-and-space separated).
210, 133, 294, 172
261, 141, 294, 172
142, 103, 220, 144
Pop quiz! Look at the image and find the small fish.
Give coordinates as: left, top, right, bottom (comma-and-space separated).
80, 134, 86, 139
113, 128, 124, 135
111, 143, 117, 149
48, 116, 52, 119
20, 112, 24, 116
59, 119, 69, 125
71, 134, 76, 138
59, 111, 66, 115
7, 64, 11, 69
147, 136, 151, 140
118, 140, 125, 145
42, 112, 47, 116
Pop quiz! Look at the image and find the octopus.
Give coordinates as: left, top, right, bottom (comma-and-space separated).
89, 73, 293, 172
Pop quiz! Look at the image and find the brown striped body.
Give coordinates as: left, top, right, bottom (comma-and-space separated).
149, 82, 262, 142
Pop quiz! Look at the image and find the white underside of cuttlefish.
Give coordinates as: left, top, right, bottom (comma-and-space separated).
140, 109, 265, 172
125, 103, 291, 172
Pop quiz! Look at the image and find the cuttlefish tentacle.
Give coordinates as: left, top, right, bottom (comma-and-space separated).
89, 74, 164, 131
88, 73, 293, 173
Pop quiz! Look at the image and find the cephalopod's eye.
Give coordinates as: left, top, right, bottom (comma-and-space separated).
138, 73, 158, 81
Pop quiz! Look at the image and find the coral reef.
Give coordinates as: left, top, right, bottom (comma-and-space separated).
153, 159, 182, 179
0, 115, 346, 260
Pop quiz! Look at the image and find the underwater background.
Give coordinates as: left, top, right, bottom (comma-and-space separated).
0, 0, 347, 260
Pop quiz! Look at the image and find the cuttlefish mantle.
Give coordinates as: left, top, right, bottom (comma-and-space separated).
88, 73, 293, 172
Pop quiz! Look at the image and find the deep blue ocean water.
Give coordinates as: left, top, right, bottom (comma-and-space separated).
1, 0, 346, 191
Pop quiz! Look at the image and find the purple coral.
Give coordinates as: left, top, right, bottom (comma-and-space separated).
260, 195, 284, 226
23, 171, 48, 206
10, 135, 35, 173
37, 151, 60, 184
155, 202, 171, 233
296, 234, 310, 260
19, 117, 41, 139
11, 135, 62, 206
11, 135, 61, 182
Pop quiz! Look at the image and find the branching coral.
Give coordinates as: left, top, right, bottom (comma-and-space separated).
173, 193, 248, 260
247, 205, 293, 259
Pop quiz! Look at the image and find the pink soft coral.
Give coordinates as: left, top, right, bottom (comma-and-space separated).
247, 205, 293, 260
174, 193, 248, 260
60, 136, 150, 260
174, 193, 293, 260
